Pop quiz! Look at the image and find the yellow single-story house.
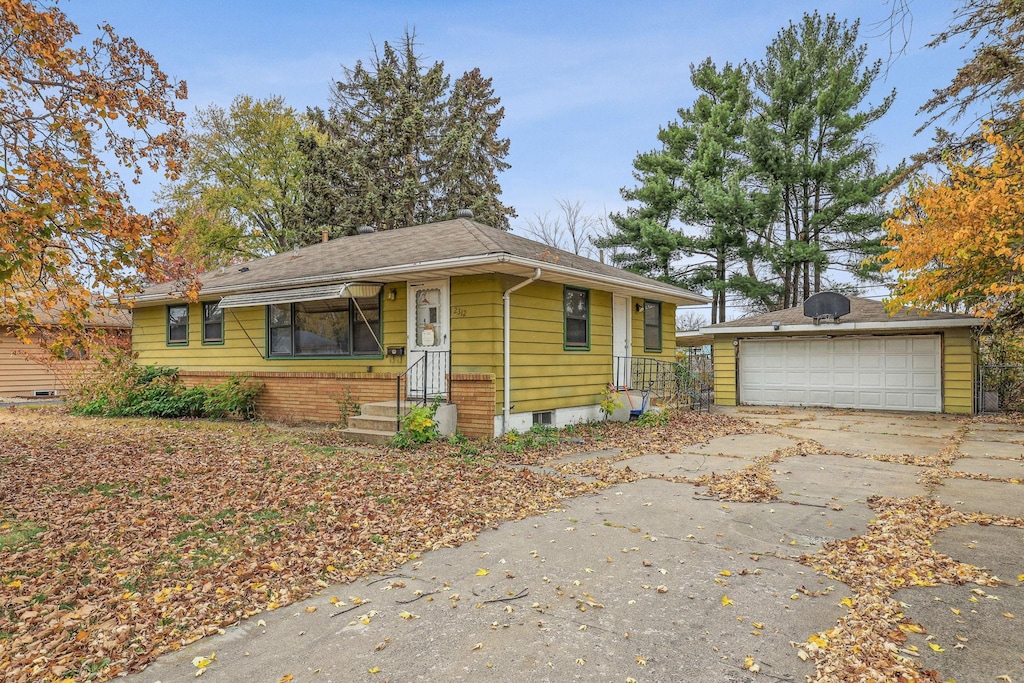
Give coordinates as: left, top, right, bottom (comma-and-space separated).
131, 216, 708, 438
692, 293, 984, 414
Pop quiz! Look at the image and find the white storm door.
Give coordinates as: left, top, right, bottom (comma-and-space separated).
407, 280, 450, 398
612, 294, 632, 387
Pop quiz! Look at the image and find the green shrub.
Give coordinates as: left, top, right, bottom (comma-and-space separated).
390, 397, 442, 448
600, 385, 624, 418
499, 424, 560, 454
635, 408, 670, 427
204, 374, 261, 419
66, 357, 261, 420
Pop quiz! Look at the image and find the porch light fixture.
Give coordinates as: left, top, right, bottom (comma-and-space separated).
635, 302, 643, 312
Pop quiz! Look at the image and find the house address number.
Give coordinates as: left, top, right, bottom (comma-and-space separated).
452, 306, 467, 318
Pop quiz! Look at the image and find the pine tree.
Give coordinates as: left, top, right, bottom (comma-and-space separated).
302, 32, 514, 233
746, 12, 897, 309
596, 60, 774, 322
600, 12, 895, 318
675, 59, 777, 322
905, 0, 1024, 171
435, 68, 515, 229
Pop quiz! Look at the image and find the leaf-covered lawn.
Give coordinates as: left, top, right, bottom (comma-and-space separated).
0, 409, 748, 681
0, 412, 594, 681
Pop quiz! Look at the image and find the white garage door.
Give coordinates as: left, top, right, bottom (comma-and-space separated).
739, 335, 942, 412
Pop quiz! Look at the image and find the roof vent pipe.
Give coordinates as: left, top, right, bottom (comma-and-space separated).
455, 208, 473, 219
355, 225, 375, 235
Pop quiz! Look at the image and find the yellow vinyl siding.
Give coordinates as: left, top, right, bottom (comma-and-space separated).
506, 280, 612, 415
711, 329, 978, 413
451, 274, 616, 416
450, 275, 502, 376
132, 282, 408, 373
713, 336, 737, 405
629, 300, 677, 362
133, 274, 685, 421
943, 328, 975, 414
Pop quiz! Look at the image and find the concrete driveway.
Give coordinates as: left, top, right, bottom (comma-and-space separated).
130, 408, 1024, 683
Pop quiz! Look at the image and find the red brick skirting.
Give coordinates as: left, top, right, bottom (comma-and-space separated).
450, 373, 496, 438
178, 370, 496, 438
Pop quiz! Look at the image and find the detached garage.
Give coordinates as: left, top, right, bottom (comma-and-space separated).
699, 294, 983, 414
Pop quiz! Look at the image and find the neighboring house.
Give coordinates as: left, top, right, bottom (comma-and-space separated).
131, 216, 709, 437
0, 306, 131, 398
694, 293, 984, 414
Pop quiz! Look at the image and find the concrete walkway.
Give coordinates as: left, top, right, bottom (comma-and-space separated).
129, 408, 1024, 683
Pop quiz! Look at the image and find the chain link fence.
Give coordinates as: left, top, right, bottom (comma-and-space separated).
977, 364, 1024, 413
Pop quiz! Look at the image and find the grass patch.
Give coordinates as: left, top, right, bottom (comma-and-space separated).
0, 521, 45, 550
73, 482, 118, 496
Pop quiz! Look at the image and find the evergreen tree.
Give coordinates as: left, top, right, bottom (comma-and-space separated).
601, 12, 896, 318
597, 60, 774, 322
303, 32, 514, 233
746, 12, 897, 309
897, 0, 1024, 171
675, 59, 777, 322
436, 68, 515, 229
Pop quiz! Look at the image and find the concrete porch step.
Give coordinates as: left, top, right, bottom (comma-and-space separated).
337, 427, 395, 446
337, 400, 419, 445
360, 400, 415, 418
347, 413, 400, 432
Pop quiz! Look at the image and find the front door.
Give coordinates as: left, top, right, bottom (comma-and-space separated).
407, 279, 450, 398
612, 293, 632, 387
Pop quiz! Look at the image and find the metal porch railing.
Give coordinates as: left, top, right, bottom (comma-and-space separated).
612, 355, 713, 413
395, 350, 451, 430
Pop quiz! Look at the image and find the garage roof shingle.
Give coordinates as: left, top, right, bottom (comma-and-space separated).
705, 296, 981, 329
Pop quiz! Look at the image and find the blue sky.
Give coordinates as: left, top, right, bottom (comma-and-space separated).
62, 0, 967, 308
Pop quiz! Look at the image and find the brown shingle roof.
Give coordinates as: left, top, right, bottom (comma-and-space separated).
704, 295, 981, 330
138, 219, 707, 305
2, 299, 131, 329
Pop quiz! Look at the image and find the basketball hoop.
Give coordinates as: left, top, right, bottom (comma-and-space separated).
812, 313, 836, 326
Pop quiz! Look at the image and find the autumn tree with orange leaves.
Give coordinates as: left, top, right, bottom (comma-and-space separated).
880, 122, 1024, 329
0, 0, 190, 350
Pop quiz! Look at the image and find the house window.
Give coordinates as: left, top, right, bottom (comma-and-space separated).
564, 287, 590, 349
167, 304, 188, 345
644, 301, 662, 352
268, 304, 292, 355
532, 410, 554, 426
203, 302, 224, 344
268, 295, 382, 358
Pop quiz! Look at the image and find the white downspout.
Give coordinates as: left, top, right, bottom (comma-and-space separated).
502, 268, 542, 435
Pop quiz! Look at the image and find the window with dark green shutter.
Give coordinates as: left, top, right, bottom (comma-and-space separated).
564, 287, 589, 350
644, 300, 662, 352
167, 304, 188, 345
202, 302, 223, 344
